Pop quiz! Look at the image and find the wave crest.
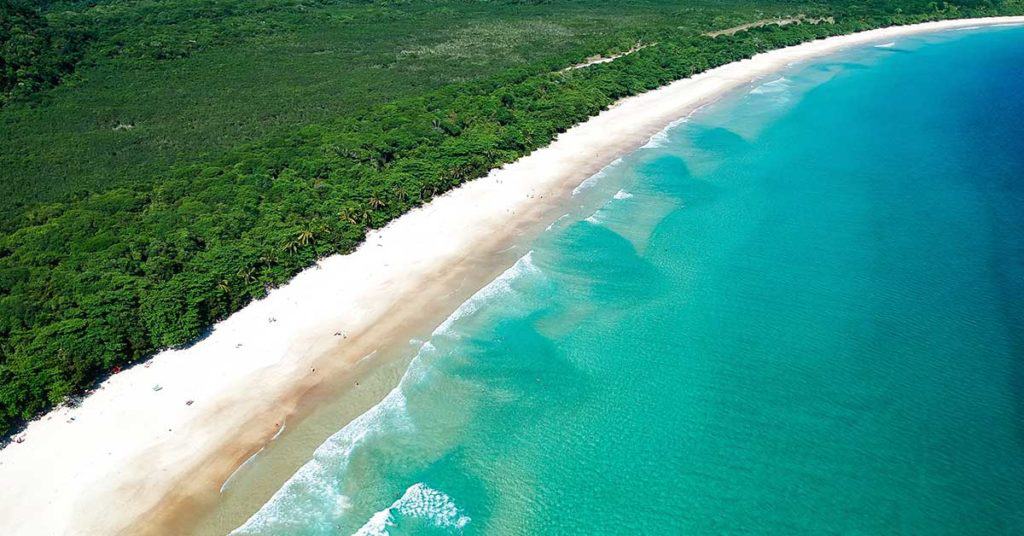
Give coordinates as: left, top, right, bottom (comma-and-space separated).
571, 158, 622, 196
749, 76, 792, 95
232, 251, 540, 534
354, 483, 471, 535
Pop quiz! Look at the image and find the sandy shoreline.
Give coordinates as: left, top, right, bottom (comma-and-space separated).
1, 16, 1022, 536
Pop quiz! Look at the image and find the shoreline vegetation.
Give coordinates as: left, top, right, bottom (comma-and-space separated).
3, 0, 1023, 442
1, 14, 1022, 535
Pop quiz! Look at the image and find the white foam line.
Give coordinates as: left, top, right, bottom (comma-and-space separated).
220, 447, 265, 494
234, 250, 541, 532
572, 158, 623, 196
357, 350, 379, 364
271, 422, 286, 441
544, 213, 571, 231
353, 483, 470, 535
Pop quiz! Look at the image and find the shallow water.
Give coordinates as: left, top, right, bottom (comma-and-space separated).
235, 26, 1024, 534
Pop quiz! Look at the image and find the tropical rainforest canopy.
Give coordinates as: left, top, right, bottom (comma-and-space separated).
1, 0, 1021, 435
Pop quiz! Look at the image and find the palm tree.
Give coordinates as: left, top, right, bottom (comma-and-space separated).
451, 163, 475, 183
420, 184, 439, 201
338, 209, 358, 224
237, 267, 257, 284
296, 229, 315, 246
368, 196, 386, 210
393, 186, 408, 202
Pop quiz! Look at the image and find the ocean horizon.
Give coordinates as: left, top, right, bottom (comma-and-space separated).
234, 25, 1024, 534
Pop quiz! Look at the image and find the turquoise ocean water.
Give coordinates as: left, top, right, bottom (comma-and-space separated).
235, 26, 1024, 534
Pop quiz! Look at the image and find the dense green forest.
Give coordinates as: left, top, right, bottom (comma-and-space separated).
1, 0, 1021, 436
0, 0, 756, 209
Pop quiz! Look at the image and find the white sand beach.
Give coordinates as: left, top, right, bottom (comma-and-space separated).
1, 16, 1021, 535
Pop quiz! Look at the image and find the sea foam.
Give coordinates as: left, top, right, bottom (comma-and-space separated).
353, 483, 471, 535
545, 213, 571, 231
231, 387, 412, 534
233, 251, 541, 534
641, 110, 699, 149
572, 158, 622, 196
432, 251, 539, 336
749, 76, 792, 95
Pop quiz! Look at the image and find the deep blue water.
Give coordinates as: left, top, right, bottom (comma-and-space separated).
236, 26, 1024, 534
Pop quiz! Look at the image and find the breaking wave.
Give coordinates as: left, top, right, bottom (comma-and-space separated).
641, 109, 701, 149
232, 251, 541, 534
545, 213, 571, 231
572, 158, 622, 196
749, 76, 792, 95
354, 483, 471, 535
433, 251, 539, 336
